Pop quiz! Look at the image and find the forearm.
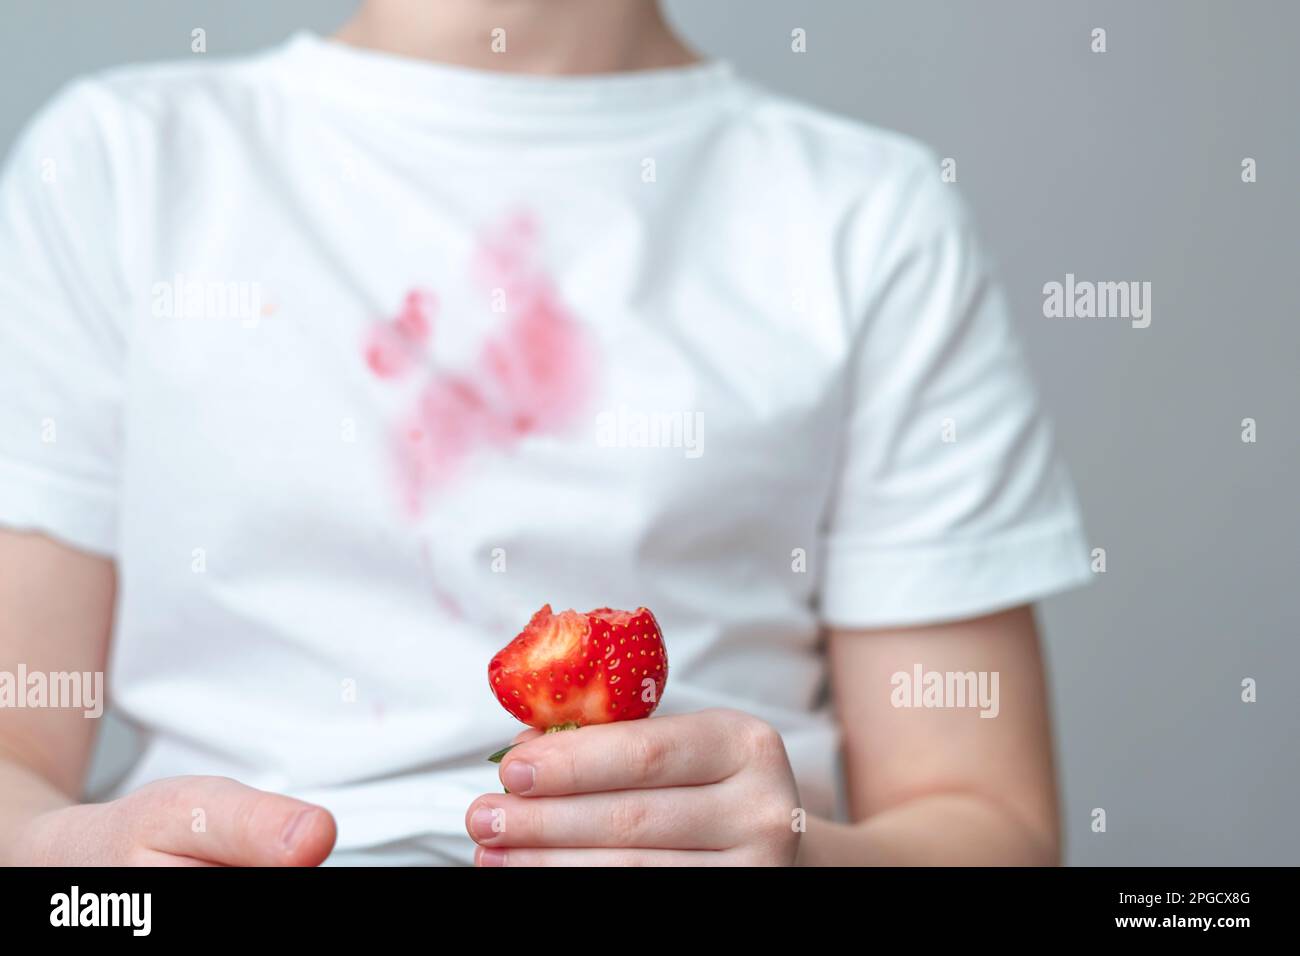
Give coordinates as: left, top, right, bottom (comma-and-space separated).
0, 530, 115, 863
797, 793, 1059, 866
0, 748, 78, 865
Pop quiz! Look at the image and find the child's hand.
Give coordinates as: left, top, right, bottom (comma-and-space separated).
13, 775, 336, 866
466, 709, 801, 866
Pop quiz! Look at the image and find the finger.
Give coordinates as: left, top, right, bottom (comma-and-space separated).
489, 728, 542, 771
475, 845, 737, 867
466, 787, 747, 851
127, 776, 337, 866
498, 710, 748, 796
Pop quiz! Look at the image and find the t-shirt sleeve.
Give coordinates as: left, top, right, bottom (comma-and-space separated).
818, 155, 1091, 628
0, 82, 129, 558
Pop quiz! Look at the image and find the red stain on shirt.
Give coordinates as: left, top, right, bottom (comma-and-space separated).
364, 288, 437, 379
482, 281, 593, 438
365, 212, 594, 513
418, 540, 466, 619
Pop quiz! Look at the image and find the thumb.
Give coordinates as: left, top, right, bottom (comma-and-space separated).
126, 775, 337, 866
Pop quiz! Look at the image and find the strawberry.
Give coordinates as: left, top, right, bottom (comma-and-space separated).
488, 604, 668, 736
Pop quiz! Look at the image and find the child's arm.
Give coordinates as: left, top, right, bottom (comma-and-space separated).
0, 529, 336, 866
0, 528, 111, 859
803, 604, 1061, 865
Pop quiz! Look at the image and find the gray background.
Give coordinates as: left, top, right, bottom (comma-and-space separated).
3, 1, 1295, 865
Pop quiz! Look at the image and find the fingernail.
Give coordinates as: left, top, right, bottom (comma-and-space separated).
477, 847, 507, 867
502, 761, 535, 795
470, 806, 500, 840
281, 809, 313, 850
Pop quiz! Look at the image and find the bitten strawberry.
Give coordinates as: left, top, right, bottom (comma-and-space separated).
489, 604, 668, 732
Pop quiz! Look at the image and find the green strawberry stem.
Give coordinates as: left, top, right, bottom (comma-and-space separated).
487, 723, 581, 792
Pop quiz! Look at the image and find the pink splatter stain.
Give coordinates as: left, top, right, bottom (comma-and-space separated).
365, 289, 436, 379
418, 540, 465, 619
365, 211, 595, 514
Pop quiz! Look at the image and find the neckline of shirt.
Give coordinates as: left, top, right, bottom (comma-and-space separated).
272, 30, 740, 126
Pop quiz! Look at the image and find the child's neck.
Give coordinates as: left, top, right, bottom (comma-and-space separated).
334, 0, 700, 75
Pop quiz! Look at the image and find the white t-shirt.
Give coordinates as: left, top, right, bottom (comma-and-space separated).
0, 31, 1090, 864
